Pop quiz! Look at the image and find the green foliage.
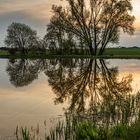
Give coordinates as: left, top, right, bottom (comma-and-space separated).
75, 120, 140, 140
76, 121, 99, 140
111, 124, 128, 140
15, 118, 140, 140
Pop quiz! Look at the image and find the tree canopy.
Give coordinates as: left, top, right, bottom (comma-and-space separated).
5, 22, 38, 54
46, 0, 135, 55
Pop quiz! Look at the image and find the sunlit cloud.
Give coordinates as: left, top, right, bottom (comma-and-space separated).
132, 0, 140, 30
0, 0, 65, 22
0, 0, 139, 26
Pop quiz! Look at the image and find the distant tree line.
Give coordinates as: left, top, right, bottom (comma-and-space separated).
4, 0, 135, 56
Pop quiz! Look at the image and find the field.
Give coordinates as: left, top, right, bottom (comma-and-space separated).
0, 48, 140, 58
104, 48, 140, 56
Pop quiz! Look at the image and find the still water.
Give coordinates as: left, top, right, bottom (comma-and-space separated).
0, 58, 140, 139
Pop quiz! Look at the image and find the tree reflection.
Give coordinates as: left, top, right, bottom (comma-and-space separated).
6, 59, 40, 87
6, 58, 140, 125
7, 58, 140, 139
44, 58, 140, 126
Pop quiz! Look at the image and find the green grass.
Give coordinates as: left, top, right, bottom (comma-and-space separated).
1, 48, 140, 59
104, 48, 140, 56
0, 50, 9, 58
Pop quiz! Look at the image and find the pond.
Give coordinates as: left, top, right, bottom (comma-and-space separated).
0, 58, 140, 139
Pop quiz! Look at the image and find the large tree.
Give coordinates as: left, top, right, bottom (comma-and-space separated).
44, 18, 76, 54
46, 0, 135, 55
5, 22, 38, 54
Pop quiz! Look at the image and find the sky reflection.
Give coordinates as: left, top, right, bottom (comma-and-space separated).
0, 59, 140, 137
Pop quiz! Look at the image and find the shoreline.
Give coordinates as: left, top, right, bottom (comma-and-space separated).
1, 48, 140, 59
0, 54, 140, 59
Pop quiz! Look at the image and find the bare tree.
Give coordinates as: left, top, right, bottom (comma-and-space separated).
5, 22, 38, 54
46, 0, 135, 55
44, 17, 76, 54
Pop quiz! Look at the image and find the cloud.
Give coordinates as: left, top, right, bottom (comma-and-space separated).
0, 0, 139, 26
0, 0, 65, 21
132, 0, 140, 30
0, 0, 140, 47
0, 0, 67, 46
0, 11, 47, 47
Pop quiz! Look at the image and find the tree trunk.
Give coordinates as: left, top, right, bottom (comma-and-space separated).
99, 47, 105, 55
98, 48, 103, 55
88, 43, 95, 55
21, 48, 27, 55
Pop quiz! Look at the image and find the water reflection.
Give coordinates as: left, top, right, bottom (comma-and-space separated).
7, 59, 40, 87
5, 58, 140, 139
45, 59, 132, 113
45, 59, 140, 126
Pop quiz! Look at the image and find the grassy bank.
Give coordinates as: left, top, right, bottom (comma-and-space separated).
104, 48, 140, 56
0, 50, 9, 58
0, 48, 140, 59
15, 118, 140, 140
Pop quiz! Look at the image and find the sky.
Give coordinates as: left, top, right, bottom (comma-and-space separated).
0, 0, 140, 47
